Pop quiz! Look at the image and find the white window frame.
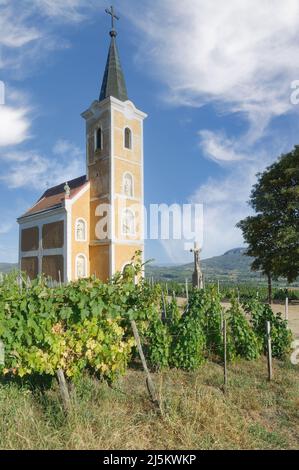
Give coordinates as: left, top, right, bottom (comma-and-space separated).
121, 208, 136, 236
75, 253, 88, 279
122, 171, 134, 198
75, 218, 87, 242
123, 126, 133, 150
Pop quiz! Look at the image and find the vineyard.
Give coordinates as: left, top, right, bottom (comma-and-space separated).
0, 256, 297, 449
154, 280, 299, 303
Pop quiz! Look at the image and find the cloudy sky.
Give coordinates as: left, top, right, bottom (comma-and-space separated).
1, 0, 299, 264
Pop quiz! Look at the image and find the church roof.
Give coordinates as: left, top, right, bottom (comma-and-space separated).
99, 32, 128, 102
19, 175, 88, 219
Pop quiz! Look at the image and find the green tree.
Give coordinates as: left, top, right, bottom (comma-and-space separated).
237, 146, 299, 303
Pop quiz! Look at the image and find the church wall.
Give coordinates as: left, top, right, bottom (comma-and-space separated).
90, 196, 110, 244
113, 110, 141, 136
89, 244, 110, 281
82, 99, 146, 280
87, 110, 110, 165
114, 198, 143, 242
114, 159, 142, 199
71, 186, 90, 280
88, 158, 110, 198
111, 107, 144, 275
114, 244, 143, 274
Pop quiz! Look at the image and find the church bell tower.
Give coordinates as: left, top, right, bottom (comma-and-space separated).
81, 6, 147, 280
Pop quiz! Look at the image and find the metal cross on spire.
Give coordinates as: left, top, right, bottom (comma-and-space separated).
105, 5, 120, 36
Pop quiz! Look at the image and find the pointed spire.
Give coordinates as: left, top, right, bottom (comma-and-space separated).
99, 6, 128, 102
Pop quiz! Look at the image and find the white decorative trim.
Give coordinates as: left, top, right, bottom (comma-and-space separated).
121, 208, 136, 237
141, 115, 145, 271
81, 97, 147, 122
69, 182, 90, 205
65, 198, 72, 283
110, 106, 115, 277
75, 217, 88, 242
114, 155, 141, 166
17, 206, 65, 224
115, 194, 140, 202
114, 239, 143, 246
75, 253, 88, 279
122, 171, 134, 198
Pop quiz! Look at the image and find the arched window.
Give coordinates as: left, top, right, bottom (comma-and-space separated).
95, 127, 103, 151
122, 209, 135, 236
123, 172, 134, 198
124, 127, 132, 150
76, 254, 87, 279
75, 219, 87, 242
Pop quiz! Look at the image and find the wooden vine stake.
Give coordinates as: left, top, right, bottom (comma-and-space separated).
131, 320, 159, 407
56, 369, 71, 413
285, 297, 289, 323
185, 278, 189, 302
266, 321, 273, 381
161, 291, 167, 322
223, 318, 228, 392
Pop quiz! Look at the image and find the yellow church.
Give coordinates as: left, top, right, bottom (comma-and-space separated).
17, 8, 146, 283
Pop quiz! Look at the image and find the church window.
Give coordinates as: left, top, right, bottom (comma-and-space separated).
75, 218, 87, 242
95, 127, 103, 150
124, 127, 132, 149
123, 172, 134, 197
122, 209, 135, 236
76, 254, 87, 279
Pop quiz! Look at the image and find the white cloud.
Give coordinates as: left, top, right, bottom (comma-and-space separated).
0, 141, 85, 190
33, 0, 91, 22
199, 130, 248, 163
122, 0, 299, 261
0, 105, 31, 147
0, 222, 12, 234
53, 139, 83, 158
0, 2, 40, 49
126, 0, 299, 134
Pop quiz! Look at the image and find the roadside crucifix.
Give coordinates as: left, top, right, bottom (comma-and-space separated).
190, 242, 204, 289
105, 5, 120, 35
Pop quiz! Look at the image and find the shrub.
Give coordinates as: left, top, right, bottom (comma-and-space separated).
243, 299, 293, 359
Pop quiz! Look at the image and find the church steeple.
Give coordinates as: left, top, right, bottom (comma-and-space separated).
99, 6, 128, 103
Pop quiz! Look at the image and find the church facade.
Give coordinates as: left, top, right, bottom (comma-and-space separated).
17, 14, 146, 283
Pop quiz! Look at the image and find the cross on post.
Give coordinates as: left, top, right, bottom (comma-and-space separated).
105, 5, 120, 34
190, 242, 204, 289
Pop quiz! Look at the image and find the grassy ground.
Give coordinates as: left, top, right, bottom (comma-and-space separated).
0, 358, 298, 450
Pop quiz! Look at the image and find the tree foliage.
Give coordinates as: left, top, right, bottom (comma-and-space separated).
237, 147, 299, 300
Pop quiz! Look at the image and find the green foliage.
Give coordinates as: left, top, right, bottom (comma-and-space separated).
227, 298, 262, 361
146, 319, 171, 370
243, 299, 293, 359
0, 253, 161, 381
237, 147, 299, 300
170, 315, 205, 370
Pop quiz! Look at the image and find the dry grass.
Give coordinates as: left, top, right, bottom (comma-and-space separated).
0, 359, 298, 450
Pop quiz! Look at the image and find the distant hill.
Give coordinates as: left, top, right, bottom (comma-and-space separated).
0, 262, 18, 274
145, 248, 266, 284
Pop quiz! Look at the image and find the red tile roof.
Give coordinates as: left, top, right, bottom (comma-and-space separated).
20, 175, 88, 218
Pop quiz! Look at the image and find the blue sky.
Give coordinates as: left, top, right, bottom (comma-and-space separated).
1, 0, 299, 265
